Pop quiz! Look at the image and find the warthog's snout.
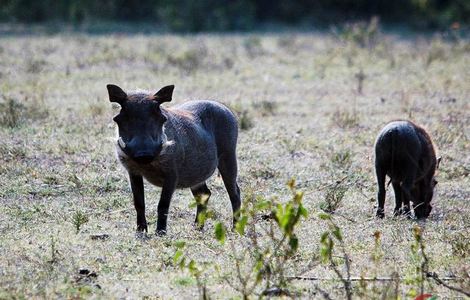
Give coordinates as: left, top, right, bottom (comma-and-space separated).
132, 143, 164, 164
122, 136, 164, 165
118, 138, 165, 164
133, 151, 156, 164
129, 143, 163, 164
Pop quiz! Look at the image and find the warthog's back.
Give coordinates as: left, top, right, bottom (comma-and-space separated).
149, 100, 238, 188
375, 120, 435, 182
173, 100, 237, 133
172, 100, 238, 151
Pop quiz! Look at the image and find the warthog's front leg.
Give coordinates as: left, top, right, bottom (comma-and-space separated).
401, 179, 414, 219
129, 173, 147, 232
392, 181, 403, 216
156, 178, 176, 235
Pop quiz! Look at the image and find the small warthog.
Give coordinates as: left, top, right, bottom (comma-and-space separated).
374, 120, 440, 219
107, 84, 241, 235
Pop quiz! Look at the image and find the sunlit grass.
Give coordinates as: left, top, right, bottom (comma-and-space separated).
0, 27, 468, 298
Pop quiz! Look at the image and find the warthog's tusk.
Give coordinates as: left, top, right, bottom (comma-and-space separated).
118, 137, 126, 149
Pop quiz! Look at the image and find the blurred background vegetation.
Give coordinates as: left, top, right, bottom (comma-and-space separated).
0, 0, 468, 31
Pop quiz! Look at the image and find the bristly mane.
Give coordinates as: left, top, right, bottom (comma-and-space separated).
164, 107, 195, 120
127, 90, 156, 102
392, 119, 438, 159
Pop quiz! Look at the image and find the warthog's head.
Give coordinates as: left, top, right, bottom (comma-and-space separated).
413, 157, 441, 219
107, 84, 174, 164
413, 178, 437, 219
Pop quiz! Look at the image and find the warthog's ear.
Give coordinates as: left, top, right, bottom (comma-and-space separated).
437, 156, 442, 169
107, 84, 127, 105
154, 85, 174, 104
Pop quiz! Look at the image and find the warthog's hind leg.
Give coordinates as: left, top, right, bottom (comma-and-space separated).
375, 165, 386, 218
218, 152, 241, 227
191, 183, 212, 229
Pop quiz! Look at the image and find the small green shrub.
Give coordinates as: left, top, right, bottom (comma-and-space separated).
331, 149, 352, 169
172, 241, 209, 299
48, 235, 59, 265
85, 99, 106, 118
450, 232, 469, 258
215, 180, 308, 297
174, 180, 309, 299
318, 212, 352, 300
355, 69, 366, 94
252, 100, 278, 117
239, 110, 254, 130
167, 45, 207, 73
0, 97, 25, 128
249, 164, 279, 180
277, 35, 299, 54
72, 211, 89, 234
226, 106, 252, 131
426, 40, 448, 67
157, 0, 255, 32
331, 109, 359, 129
0, 143, 26, 162
0, 95, 48, 128
336, 17, 381, 49
320, 183, 348, 213
173, 276, 196, 287
25, 57, 47, 73
407, 226, 429, 297
243, 36, 264, 58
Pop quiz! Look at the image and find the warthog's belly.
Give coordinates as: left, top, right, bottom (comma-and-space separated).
141, 162, 218, 189
171, 142, 219, 188
175, 158, 218, 188
121, 159, 218, 189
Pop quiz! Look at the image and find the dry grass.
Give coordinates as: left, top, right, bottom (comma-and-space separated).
0, 26, 469, 299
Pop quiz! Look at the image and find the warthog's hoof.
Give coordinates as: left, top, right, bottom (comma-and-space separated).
194, 223, 205, 231
402, 208, 412, 219
135, 231, 149, 240
156, 229, 167, 236
376, 209, 385, 219
136, 224, 148, 232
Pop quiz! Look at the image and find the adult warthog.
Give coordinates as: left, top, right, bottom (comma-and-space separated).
375, 120, 440, 219
107, 84, 241, 235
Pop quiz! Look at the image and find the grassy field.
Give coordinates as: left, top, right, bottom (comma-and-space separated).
0, 24, 469, 299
